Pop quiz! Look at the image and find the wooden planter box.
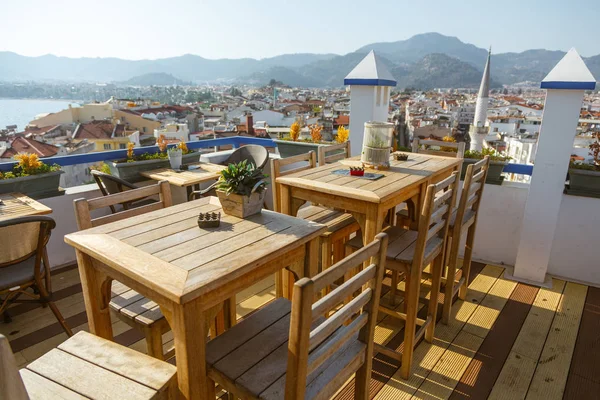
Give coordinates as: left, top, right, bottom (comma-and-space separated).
461, 158, 507, 185
216, 190, 265, 218
0, 170, 64, 199
109, 152, 200, 183
566, 168, 600, 198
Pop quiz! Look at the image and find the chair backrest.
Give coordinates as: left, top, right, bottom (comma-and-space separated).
270, 151, 317, 212
0, 216, 55, 267
412, 138, 466, 159
91, 171, 139, 214
413, 172, 459, 268
74, 180, 172, 230
453, 156, 490, 235
224, 145, 269, 170
285, 232, 388, 399
318, 141, 351, 166
0, 334, 28, 400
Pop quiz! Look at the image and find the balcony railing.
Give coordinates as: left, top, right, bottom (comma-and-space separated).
0, 136, 276, 171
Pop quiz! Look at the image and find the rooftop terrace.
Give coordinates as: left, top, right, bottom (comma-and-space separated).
3, 260, 597, 399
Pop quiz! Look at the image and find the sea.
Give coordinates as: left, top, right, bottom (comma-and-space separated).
0, 98, 80, 131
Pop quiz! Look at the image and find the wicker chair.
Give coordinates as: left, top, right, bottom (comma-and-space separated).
91, 170, 156, 213
189, 144, 270, 201
0, 216, 72, 336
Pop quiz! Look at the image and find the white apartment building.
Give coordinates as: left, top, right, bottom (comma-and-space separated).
154, 123, 190, 141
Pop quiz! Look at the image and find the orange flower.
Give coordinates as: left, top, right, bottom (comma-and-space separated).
14, 153, 42, 174
310, 124, 323, 143
156, 135, 167, 152
336, 126, 349, 143
289, 121, 301, 141
177, 140, 188, 153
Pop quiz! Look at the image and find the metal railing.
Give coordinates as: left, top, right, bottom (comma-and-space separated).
0, 136, 276, 172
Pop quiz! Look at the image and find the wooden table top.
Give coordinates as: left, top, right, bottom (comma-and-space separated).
64, 196, 326, 304
0, 192, 52, 222
139, 163, 226, 187
276, 153, 462, 203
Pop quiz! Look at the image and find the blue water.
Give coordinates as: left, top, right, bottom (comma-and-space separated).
0, 99, 80, 131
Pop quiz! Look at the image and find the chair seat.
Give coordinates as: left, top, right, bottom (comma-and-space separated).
110, 281, 166, 328
22, 331, 177, 400
206, 297, 365, 400
448, 209, 476, 232
347, 226, 443, 266
0, 257, 44, 291
297, 205, 357, 235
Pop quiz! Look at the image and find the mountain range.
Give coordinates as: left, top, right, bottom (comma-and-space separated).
1, 33, 599, 89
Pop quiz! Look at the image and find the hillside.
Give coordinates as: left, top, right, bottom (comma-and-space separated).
1, 33, 598, 88
122, 72, 190, 86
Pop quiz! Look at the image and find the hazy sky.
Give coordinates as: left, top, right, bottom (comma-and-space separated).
1, 0, 598, 60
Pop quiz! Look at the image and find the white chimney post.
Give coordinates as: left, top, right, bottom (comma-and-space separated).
510, 49, 596, 286
345, 51, 396, 156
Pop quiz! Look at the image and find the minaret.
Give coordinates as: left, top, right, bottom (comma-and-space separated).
469, 47, 491, 151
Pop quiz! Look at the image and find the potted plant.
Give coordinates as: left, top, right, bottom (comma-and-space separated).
274, 121, 335, 158
109, 137, 198, 182
361, 121, 393, 168
567, 133, 600, 197
0, 153, 63, 199
215, 160, 268, 218
168, 146, 183, 170
462, 148, 511, 185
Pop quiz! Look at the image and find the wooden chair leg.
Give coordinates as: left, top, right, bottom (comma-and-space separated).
390, 270, 398, 306
400, 266, 421, 379
426, 254, 444, 342
275, 271, 283, 298
459, 225, 476, 300
37, 280, 73, 336
145, 326, 164, 360
207, 377, 217, 399
443, 236, 459, 325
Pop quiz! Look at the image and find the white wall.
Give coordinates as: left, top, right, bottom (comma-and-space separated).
469, 182, 600, 286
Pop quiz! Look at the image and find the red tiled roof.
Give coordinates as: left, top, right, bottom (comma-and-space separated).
19, 125, 61, 138
334, 115, 349, 125
73, 121, 125, 140
2, 137, 59, 158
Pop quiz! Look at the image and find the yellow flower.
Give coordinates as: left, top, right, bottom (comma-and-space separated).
441, 135, 458, 153
127, 142, 135, 159
336, 126, 349, 143
177, 140, 188, 154
14, 153, 42, 174
289, 121, 301, 141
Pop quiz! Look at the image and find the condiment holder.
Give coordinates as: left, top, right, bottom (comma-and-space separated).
349, 166, 365, 176
394, 153, 409, 161
198, 212, 221, 228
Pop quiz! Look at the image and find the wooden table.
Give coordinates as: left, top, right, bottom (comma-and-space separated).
276, 153, 462, 245
64, 196, 325, 399
140, 162, 226, 198
0, 192, 52, 221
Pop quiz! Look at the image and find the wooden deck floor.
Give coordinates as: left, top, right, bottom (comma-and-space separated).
2, 262, 598, 400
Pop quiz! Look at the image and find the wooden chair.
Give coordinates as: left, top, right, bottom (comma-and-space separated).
73, 181, 174, 360
1, 331, 177, 399
411, 138, 466, 158
271, 151, 360, 297
205, 233, 388, 399
397, 139, 464, 227
318, 141, 351, 166
0, 216, 72, 336
91, 170, 157, 214
347, 172, 459, 378
440, 156, 490, 324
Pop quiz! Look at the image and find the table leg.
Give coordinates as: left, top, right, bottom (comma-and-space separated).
75, 250, 113, 340
169, 300, 210, 400
362, 206, 385, 245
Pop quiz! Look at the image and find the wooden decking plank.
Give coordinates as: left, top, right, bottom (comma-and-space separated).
525, 282, 587, 400
450, 283, 539, 400
488, 279, 566, 400
563, 286, 600, 398
410, 271, 516, 399
375, 264, 503, 400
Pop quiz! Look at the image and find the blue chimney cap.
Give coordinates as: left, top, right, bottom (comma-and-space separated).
344, 50, 397, 87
